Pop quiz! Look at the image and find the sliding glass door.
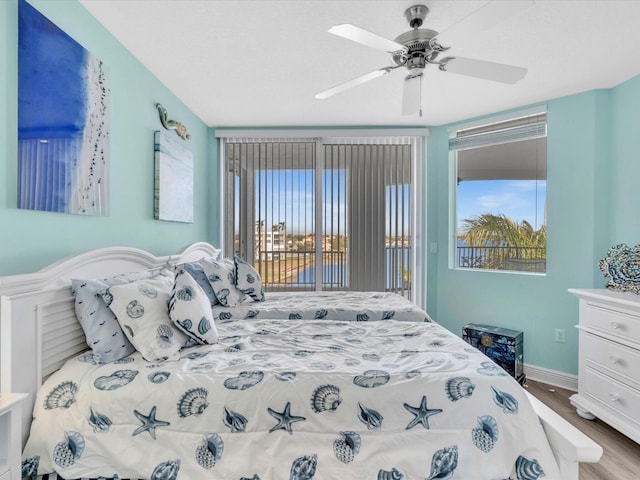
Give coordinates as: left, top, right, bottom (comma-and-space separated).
222, 136, 418, 300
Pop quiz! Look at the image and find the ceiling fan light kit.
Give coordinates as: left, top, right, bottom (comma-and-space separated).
315, 1, 530, 116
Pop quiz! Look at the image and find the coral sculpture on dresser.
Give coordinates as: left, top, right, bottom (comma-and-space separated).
599, 243, 640, 294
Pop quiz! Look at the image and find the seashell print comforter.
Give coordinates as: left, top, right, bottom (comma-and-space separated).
22, 317, 560, 480
210, 291, 433, 323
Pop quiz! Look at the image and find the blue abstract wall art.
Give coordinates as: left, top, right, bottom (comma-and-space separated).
18, 0, 109, 215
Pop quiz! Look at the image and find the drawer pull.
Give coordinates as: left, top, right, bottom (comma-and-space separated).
610, 321, 619, 329
610, 355, 619, 364
609, 393, 620, 402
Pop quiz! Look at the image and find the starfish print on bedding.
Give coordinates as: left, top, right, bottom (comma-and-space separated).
132, 405, 170, 439
403, 395, 443, 430
267, 401, 306, 434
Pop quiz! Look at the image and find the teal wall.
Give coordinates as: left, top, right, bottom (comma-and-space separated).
425, 78, 640, 375
3, 1, 640, 376
608, 75, 640, 245
0, 0, 216, 276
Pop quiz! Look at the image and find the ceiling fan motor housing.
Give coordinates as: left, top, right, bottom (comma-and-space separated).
392, 28, 440, 70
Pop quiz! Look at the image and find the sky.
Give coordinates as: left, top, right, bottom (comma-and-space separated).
456, 179, 547, 235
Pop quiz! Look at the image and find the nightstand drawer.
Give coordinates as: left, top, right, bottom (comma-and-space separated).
583, 301, 640, 345
583, 366, 640, 422
0, 468, 10, 480
582, 332, 640, 387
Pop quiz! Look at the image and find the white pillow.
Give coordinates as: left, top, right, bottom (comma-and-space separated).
200, 258, 246, 307
170, 268, 219, 344
102, 270, 189, 362
72, 267, 172, 364
234, 256, 265, 302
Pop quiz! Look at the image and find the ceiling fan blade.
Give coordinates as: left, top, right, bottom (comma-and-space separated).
328, 24, 406, 53
315, 68, 394, 99
434, 0, 534, 48
440, 57, 527, 84
402, 73, 423, 116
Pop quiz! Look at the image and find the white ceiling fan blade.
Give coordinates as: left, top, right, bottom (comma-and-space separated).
402, 73, 423, 116
440, 57, 527, 84
328, 24, 406, 53
434, 0, 534, 48
315, 68, 394, 100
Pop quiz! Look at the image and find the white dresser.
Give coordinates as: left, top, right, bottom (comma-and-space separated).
569, 288, 640, 444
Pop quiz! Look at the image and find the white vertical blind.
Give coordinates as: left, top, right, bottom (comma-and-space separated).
222, 135, 419, 299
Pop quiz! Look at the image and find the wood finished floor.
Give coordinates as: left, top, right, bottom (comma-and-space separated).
525, 380, 640, 480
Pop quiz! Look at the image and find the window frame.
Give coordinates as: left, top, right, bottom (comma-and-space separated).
448, 108, 548, 275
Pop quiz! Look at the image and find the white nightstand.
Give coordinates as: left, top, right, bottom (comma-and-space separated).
0, 394, 28, 480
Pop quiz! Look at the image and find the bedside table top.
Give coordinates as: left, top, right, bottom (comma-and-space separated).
0, 393, 28, 415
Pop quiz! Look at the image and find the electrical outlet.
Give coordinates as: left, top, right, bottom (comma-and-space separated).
555, 328, 566, 343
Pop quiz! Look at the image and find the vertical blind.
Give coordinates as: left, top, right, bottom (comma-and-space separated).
222, 136, 418, 298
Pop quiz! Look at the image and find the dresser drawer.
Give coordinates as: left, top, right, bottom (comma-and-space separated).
583, 301, 640, 345
582, 366, 640, 423
582, 332, 640, 388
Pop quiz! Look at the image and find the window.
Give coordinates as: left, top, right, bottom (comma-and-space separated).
220, 134, 423, 301
450, 111, 547, 273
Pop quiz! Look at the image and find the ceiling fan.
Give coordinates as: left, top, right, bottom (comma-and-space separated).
315, 1, 532, 117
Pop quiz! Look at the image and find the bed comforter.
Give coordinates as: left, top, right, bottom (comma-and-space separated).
22, 318, 560, 480
211, 291, 432, 323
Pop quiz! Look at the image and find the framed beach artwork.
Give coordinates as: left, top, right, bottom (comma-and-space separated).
18, 0, 109, 215
154, 131, 194, 223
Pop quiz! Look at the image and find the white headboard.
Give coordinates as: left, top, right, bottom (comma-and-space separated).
0, 241, 220, 446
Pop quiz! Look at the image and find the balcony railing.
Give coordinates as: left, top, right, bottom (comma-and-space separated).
457, 246, 546, 272
256, 250, 345, 290
256, 245, 412, 292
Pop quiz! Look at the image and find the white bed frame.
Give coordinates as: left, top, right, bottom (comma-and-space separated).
0, 243, 602, 479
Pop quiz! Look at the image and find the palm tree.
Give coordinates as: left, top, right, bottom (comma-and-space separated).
460, 213, 546, 269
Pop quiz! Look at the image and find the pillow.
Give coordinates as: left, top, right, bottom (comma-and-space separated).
72, 268, 164, 364
200, 257, 246, 307
169, 268, 219, 344
102, 271, 189, 362
180, 259, 219, 307
234, 256, 265, 302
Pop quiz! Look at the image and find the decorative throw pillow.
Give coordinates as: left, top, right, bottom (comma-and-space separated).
71, 268, 164, 363
180, 259, 219, 307
234, 256, 265, 301
169, 268, 219, 344
200, 257, 246, 307
102, 271, 189, 362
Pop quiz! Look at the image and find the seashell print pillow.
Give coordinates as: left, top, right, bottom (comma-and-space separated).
234, 256, 265, 302
101, 270, 189, 362
169, 268, 219, 344
179, 259, 220, 307
200, 257, 246, 307
71, 268, 168, 364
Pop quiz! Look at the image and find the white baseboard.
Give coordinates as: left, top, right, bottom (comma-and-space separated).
524, 363, 578, 392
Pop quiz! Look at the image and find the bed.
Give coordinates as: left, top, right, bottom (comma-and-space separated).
210, 290, 432, 323
0, 242, 602, 480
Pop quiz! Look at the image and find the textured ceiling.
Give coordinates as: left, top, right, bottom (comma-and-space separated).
79, 0, 640, 127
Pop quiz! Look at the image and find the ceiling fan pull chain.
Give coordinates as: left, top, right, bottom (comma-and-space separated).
419, 74, 423, 118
